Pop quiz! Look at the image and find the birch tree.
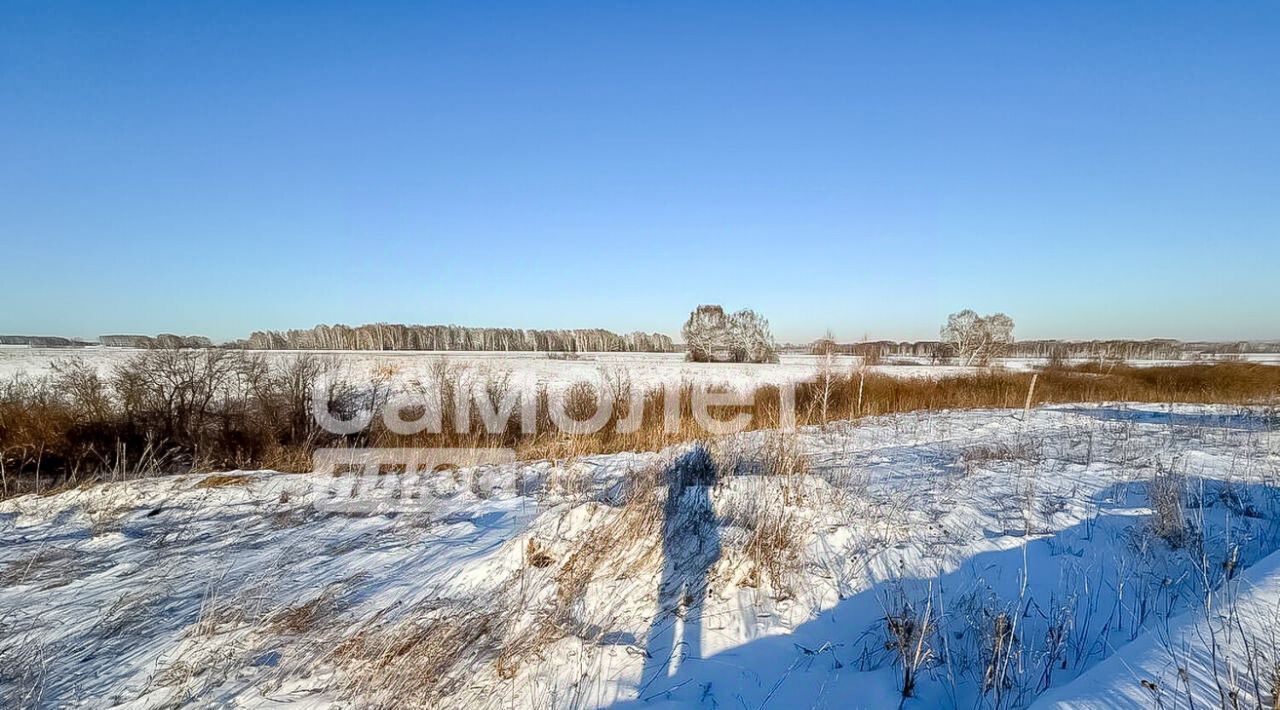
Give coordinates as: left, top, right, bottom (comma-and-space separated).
681, 305, 777, 363
682, 305, 730, 362
941, 310, 1015, 366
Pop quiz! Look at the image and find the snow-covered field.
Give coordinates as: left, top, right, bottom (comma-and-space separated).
5, 346, 1279, 395
3, 403, 1279, 708
0, 347, 955, 391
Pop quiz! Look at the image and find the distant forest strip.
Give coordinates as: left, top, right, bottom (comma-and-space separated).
1, 326, 675, 352
235, 323, 676, 352
802, 338, 1280, 361
4, 331, 1277, 358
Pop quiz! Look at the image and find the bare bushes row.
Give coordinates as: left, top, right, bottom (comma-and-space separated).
3, 356, 1278, 498
0, 351, 352, 496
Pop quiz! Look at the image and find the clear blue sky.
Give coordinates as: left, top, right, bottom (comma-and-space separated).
3, 1, 1277, 343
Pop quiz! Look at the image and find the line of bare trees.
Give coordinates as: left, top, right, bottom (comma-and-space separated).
232, 323, 675, 353
100, 334, 214, 348
813, 339, 1274, 360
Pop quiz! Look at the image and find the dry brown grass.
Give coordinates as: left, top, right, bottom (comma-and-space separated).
524, 538, 556, 568
334, 604, 502, 708
3, 359, 1277, 498
194, 473, 253, 489
271, 591, 340, 635
701, 432, 812, 598
328, 498, 662, 705
1148, 468, 1189, 548
960, 440, 1043, 476
553, 496, 664, 611
739, 506, 803, 597
497, 463, 671, 681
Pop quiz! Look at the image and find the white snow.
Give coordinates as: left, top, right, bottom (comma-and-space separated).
5, 347, 1277, 394
3, 402, 1278, 708
0, 348, 961, 392
1032, 546, 1280, 709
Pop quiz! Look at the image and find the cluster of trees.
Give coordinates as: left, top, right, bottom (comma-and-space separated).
234, 323, 675, 353
808, 310, 1018, 365
840, 309, 1263, 365
1011, 339, 1181, 362
0, 335, 90, 347
0, 350, 345, 495
100, 334, 213, 349
681, 305, 778, 363
940, 310, 1016, 366
809, 311, 1018, 365
806, 337, 1276, 362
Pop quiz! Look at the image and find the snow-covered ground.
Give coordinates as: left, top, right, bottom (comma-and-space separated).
1033, 543, 1280, 709
0, 347, 954, 391
3, 403, 1278, 708
5, 346, 1279, 396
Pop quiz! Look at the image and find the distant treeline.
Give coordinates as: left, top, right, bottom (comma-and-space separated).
0, 335, 92, 348
4, 326, 673, 352
800, 339, 1280, 360
232, 323, 676, 353
6, 331, 1277, 359
100, 334, 214, 348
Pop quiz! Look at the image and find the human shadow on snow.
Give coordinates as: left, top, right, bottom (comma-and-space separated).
633, 446, 722, 702
612, 476, 1280, 709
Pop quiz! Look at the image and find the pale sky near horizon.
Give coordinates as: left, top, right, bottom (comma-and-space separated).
2, 2, 1278, 343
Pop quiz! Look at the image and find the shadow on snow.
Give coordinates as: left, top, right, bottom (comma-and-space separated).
614, 473, 1280, 709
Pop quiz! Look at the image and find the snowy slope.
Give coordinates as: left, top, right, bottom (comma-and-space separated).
1033, 549, 1280, 709
2, 404, 1278, 708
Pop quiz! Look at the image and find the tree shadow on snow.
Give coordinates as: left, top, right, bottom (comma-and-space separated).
1055, 406, 1277, 432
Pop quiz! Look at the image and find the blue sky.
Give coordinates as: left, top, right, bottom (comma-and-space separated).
2, 1, 1277, 343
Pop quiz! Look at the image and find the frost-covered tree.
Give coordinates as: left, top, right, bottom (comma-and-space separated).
941, 310, 1015, 366
682, 305, 730, 362
814, 329, 840, 422
727, 309, 778, 363
681, 305, 777, 363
